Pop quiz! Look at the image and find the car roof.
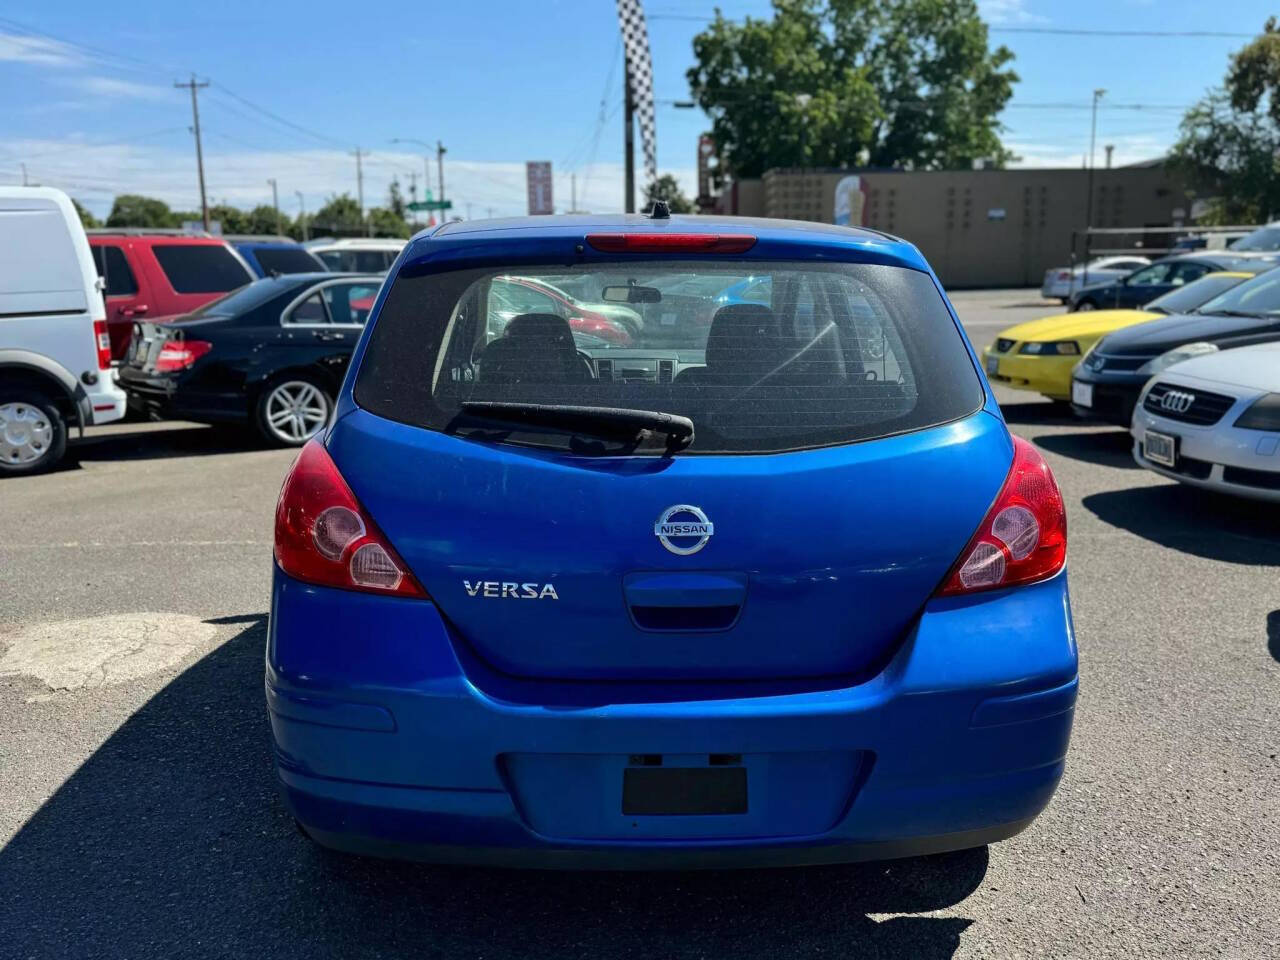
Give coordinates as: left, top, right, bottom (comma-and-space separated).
408, 214, 926, 271
302, 237, 406, 249
86, 232, 229, 246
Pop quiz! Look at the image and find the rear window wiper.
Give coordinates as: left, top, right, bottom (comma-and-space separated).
457, 401, 695, 452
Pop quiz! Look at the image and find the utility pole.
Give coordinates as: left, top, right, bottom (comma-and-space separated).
267, 178, 281, 235
571, 173, 577, 213
353, 147, 368, 236
1083, 88, 1105, 285
486, 207, 494, 219
1105, 144, 1114, 170
623, 64, 635, 213
406, 171, 418, 226
295, 191, 307, 241
175, 74, 211, 231
436, 141, 447, 218
465, 202, 473, 220
20, 163, 28, 186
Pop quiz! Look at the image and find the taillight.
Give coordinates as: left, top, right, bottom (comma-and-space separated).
937, 437, 1066, 596
93, 319, 112, 369
155, 339, 212, 373
586, 233, 757, 254
274, 439, 428, 598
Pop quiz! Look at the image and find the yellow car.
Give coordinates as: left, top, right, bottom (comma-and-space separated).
981, 271, 1256, 401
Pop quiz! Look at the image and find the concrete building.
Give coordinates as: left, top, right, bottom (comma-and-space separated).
714, 164, 1194, 288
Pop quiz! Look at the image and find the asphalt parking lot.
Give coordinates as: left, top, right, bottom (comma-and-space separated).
2, 287, 1278, 960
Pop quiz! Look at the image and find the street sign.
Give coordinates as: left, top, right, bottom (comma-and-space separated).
407, 200, 452, 212
526, 161, 553, 215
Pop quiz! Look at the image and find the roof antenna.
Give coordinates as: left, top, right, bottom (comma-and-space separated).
648, 199, 670, 219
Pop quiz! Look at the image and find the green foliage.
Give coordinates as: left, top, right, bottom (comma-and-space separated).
1228, 16, 1280, 124
245, 204, 284, 235
208, 204, 249, 234
309, 193, 365, 237
70, 198, 100, 229
686, 0, 1018, 178
387, 178, 407, 221
1171, 22, 1280, 224
644, 174, 697, 214
368, 207, 412, 238
106, 194, 177, 228
1170, 89, 1280, 225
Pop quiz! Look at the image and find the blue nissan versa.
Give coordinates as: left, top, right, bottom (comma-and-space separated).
267, 213, 1077, 868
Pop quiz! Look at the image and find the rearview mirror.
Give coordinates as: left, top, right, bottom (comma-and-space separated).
602, 284, 661, 304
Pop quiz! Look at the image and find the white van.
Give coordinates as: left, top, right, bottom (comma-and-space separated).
0, 187, 127, 475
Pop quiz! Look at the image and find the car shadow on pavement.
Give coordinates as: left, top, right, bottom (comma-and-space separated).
60, 423, 265, 469
0, 617, 985, 960
1033, 431, 1140, 470
1267, 611, 1280, 664
1083, 484, 1280, 565
997, 401, 1081, 427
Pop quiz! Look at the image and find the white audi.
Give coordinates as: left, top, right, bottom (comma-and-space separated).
1132, 342, 1280, 502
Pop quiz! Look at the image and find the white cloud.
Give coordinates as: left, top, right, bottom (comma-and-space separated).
978, 0, 1048, 25
1005, 134, 1170, 168
0, 31, 82, 67
75, 75, 174, 102
0, 138, 699, 222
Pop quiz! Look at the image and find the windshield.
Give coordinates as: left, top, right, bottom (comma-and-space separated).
354, 260, 982, 455
1145, 273, 1249, 314
1196, 269, 1280, 316
1229, 225, 1280, 251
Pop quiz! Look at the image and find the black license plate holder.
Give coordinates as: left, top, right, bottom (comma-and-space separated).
622, 766, 747, 816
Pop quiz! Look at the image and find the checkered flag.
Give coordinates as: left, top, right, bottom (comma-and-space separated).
616, 0, 657, 189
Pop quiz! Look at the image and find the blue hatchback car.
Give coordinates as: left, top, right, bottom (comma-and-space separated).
267, 214, 1077, 868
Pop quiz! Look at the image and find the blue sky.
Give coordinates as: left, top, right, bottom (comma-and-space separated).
0, 0, 1272, 220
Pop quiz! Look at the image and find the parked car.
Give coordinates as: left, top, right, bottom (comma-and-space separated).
0, 187, 126, 475
1131, 342, 1280, 501
88, 230, 255, 359
268, 214, 1076, 867
1072, 267, 1280, 425
1226, 221, 1280, 252
226, 235, 326, 277
1170, 231, 1249, 252
303, 237, 406, 273
1066, 253, 1268, 312
985, 270, 1262, 401
1041, 255, 1150, 302
490, 275, 641, 344
118, 273, 381, 445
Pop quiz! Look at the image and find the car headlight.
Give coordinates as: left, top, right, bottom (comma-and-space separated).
1234, 393, 1280, 430
1019, 340, 1080, 356
1136, 341, 1218, 376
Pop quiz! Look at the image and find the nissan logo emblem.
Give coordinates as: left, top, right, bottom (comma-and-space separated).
1159, 390, 1196, 414
654, 504, 714, 556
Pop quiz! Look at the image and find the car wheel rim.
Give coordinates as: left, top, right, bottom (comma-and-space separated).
0, 402, 53, 465
265, 382, 329, 444
1077, 302, 1094, 311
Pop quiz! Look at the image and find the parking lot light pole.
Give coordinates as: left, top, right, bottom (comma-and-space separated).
1083, 88, 1106, 287
267, 178, 280, 236
295, 191, 307, 241
390, 138, 435, 211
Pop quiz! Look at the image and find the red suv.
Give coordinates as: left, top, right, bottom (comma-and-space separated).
88, 231, 255, 359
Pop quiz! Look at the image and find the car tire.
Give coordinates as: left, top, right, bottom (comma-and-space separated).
255, 376, 334, 447
1074, 299, 1097, 312
0, 389, 67, 477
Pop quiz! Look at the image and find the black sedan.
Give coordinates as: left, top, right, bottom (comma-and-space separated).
1070, 267, 1280, 425
1067, 253, 1271, 312
118, 273, 382, 445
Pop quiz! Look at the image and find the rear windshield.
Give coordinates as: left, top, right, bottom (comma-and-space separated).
252, 246, 324, 275
1230, 226, 1280, 252
1146, 273, 1246, 314
314, 249, 395, 273
152, 244, 251, 293
354, 261, 982, 455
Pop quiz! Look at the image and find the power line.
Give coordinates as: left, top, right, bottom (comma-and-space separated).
212, 83, 350, 149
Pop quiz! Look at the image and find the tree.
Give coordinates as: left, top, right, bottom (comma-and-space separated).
686, 0, 1018, 178
644, 174, 696, 213
310, 193, 364, 237
245, 204, 284, 235
106, 194, 177, 228
1170, 22, 1280, 224
71, 198, 100, 229
368, 207, 411, 238
387, 178, 407, 221
208, 204, 249, 234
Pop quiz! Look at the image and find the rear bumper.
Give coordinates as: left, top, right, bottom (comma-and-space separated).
267, 568, 1078, 868
120, 372, 247, 424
